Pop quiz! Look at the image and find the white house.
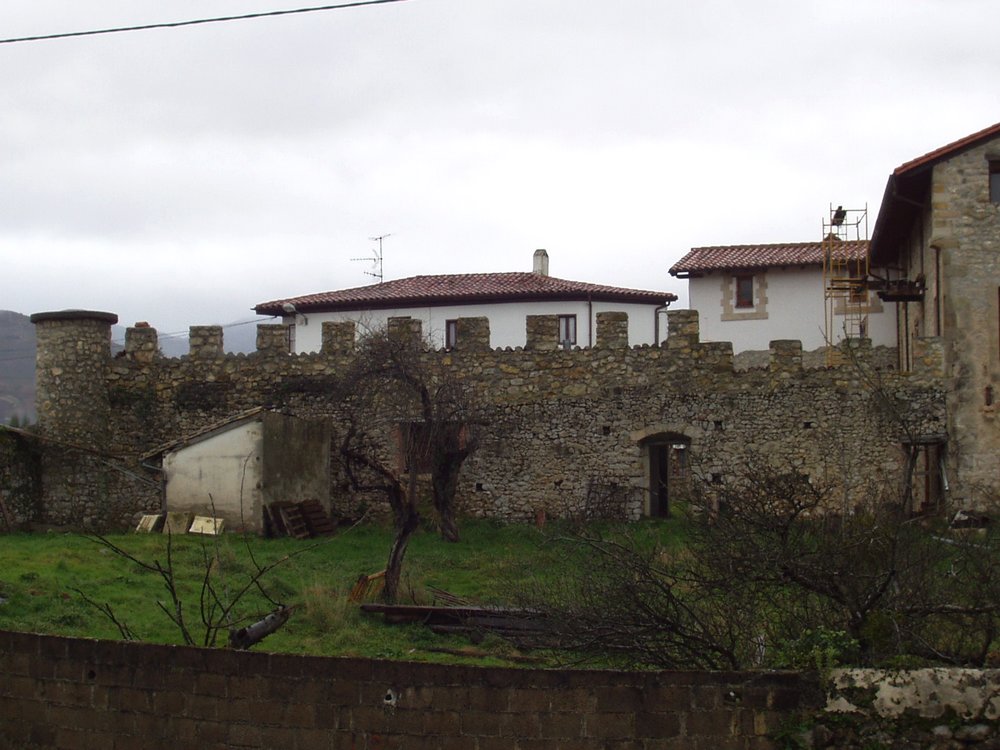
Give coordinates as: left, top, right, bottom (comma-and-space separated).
255, 250, 677, 352
669, 239, 896, 353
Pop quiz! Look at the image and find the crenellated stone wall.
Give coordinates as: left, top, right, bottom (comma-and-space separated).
21, 309, 949, 529
0, 429, 40, 528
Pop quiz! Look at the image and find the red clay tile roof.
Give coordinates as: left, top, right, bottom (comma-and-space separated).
893, 121, 1000, 176
669, 240, 869, 277
255, 272, 675, 315
871, 122, 1000, 263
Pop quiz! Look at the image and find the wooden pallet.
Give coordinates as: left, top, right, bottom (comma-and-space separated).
278, 504, 311, 539
350, 570, 386, 602
263, 502, 291, 538
264, 499, 336, 539
299, 499, 336, 536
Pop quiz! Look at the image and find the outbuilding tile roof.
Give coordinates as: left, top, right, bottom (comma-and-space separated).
255, 272, 676, 315
669, 240, 869, 276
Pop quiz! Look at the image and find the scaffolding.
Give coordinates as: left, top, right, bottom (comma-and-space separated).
822, 204, 869, 365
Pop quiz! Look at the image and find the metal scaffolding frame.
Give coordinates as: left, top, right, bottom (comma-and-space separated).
822, 204, 869, 365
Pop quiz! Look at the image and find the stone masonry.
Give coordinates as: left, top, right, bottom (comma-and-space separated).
18, 307, 949, 530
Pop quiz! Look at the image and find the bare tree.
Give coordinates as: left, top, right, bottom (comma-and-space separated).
331, 327, 480, 602
83, 531, 309, 648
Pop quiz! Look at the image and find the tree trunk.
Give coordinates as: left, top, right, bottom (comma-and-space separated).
431, 436, 470, 543
433, 462, 461, 543
229, 606, 292, 650
383, 471, 420, 603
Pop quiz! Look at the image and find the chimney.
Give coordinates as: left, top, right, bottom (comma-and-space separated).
532, 248, 549, 276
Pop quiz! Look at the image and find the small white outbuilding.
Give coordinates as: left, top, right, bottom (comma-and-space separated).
153, 408, 330, 533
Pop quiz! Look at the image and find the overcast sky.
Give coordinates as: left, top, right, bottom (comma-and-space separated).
2, 0, 998, 338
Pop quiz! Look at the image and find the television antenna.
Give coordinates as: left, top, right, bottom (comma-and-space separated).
352, 233, 389, 282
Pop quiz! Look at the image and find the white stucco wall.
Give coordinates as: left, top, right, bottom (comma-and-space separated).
688, 267, 896, 353
287, 300, 671, 353
163, 419, 263, 530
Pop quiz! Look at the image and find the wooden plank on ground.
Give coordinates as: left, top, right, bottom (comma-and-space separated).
135, 514, 164, 533
163, 512, 193, 535
350, 571, 386, 602
189, 516, 225, 535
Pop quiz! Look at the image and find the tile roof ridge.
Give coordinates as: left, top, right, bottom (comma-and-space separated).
894, 121, 1000, 176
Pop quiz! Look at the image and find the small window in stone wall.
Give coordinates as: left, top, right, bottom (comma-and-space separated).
445, 319, 458, 349
990, 161, 1000, 203
735, 274, 754, 308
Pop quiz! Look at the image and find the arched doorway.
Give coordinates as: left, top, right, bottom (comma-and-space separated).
641, 433, 691, 518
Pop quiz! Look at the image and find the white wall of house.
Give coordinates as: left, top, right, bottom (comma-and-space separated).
163, 420, 263, 530
688, 266, 896, 352
287, 300, 671, 352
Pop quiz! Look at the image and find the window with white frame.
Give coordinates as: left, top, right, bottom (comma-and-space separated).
558, 314, 577, 346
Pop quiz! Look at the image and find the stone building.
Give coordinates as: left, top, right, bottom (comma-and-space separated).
14, 307, 947, 531
869, 121, 1000, 507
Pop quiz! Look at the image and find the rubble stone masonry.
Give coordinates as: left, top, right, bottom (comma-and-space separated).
17, 307, 950, 529
930, 141, 1000, 502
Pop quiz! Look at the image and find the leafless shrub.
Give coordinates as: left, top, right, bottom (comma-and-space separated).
516, 460, 1000, 669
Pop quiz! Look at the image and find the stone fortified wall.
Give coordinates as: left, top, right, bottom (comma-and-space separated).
25, 308, 947, 529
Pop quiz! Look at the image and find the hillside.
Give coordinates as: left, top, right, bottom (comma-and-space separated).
0, 311, 36, 424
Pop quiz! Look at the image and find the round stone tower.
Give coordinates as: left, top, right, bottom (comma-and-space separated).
30, 309, 118, 446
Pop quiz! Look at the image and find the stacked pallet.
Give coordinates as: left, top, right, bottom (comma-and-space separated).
263, 499, 336, 539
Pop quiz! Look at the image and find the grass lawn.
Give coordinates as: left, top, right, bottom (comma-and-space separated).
0, 516, 688, 667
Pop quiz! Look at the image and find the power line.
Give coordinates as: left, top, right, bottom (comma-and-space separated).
0, 0, 410, 46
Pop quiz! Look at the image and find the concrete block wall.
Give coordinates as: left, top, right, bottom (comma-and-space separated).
0, 629, 822, 750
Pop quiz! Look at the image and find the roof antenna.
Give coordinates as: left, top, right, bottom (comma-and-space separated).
352, 234, 388, 282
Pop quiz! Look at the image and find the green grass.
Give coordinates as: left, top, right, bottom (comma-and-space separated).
0, 516, 689, 666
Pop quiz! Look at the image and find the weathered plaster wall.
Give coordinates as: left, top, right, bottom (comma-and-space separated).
24, 308, 947, 529
163, 418, 264, 529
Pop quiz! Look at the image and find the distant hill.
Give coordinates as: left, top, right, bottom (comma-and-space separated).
0, 311, 36, 424
145, 319, 262, 358
0, 312, 262, 425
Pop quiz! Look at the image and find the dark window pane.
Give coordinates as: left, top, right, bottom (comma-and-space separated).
735, 275, 754, 308
558, 314, 577, 344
